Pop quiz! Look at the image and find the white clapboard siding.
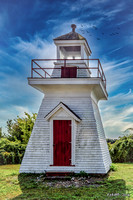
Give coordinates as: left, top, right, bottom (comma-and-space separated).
20, 96, 111, 174
92, 101, 112, 172
51, 63, 90, 78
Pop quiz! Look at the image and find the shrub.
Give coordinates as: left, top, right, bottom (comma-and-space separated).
110, 164, 117, 171
0, 138, 26, 165
0, 112, 36, 165
109, 134, 133, 163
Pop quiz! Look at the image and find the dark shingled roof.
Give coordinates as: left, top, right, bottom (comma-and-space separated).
54, 31, 86, 41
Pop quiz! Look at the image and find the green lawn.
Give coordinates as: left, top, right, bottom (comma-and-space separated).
0, 163, 132, 200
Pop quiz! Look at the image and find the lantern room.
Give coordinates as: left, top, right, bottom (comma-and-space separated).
51, 24, 92, 78
54, 24, 91, 60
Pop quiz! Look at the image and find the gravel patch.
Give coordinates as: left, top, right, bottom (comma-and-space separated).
36, 175, 104, 188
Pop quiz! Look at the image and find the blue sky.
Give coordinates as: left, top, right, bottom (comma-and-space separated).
0, 0, 133, 138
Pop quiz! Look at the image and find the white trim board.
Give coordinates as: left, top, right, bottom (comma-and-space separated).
44, 102, 81, 122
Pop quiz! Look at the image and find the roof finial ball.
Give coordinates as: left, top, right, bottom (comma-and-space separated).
71, 24, 76, 32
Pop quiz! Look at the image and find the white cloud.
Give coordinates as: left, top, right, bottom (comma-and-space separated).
0, 105, 39, 134
14, 106, 32, 117
11, 35, 56, 59
102, 59, 133, 93
100, 90, 133, 138
70, 0, 110, 12
9, 35, 56, 76
69, 0, 125, 23
97, 55, 133, 139
107, 47, 123, 55
0, 35, 54, 133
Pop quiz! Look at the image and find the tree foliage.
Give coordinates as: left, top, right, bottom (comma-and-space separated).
106, 138, 117, 144
7, 112, 37, 144
108, 134, 133, 163
0, 112, 37, 165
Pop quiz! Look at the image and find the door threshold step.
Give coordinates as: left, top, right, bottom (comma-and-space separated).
45, 176, 71, 180
46, 172, 74, 177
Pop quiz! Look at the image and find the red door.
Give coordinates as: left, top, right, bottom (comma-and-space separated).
61, 67, 70, 78
53, 120, 71, 166
69, 67, 77, 78
61, 67, 77, 78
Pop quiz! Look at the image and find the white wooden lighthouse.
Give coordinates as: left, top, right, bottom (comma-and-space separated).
20, 24, 111, 174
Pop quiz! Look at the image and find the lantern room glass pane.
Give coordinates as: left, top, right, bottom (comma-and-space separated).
60, 46, 81, 59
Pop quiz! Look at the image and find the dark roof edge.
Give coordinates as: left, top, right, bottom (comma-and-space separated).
44, 101, 81, 120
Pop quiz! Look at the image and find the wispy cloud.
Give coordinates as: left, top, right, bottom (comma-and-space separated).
100, 88, 133, 138
107, 47, 123, 55
0, 105, 37, 134
102, 58, 133, 93
98, 55, 133, 138
68, 0, 125, 24
11, 36, 56, 59
101, 102, 133, 138
14, 106, 32, 117
0, 35, 56, 132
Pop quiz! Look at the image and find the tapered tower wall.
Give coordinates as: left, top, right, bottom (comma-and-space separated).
20, 93, 111, 174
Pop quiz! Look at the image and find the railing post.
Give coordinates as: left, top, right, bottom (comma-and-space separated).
87, 56, 89, 67
105, 78, 106, 89
64, 59, 66, 67
31, 60, 33, 78
97, 59, 99, 77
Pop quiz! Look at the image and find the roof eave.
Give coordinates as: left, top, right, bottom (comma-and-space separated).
54, 39, 92, 56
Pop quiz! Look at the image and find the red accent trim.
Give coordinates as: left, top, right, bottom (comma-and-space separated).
46, 172, 73, 177
49, 165, 75, 166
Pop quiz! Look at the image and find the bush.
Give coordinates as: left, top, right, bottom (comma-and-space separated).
0, 138, 26, 165
0, 112, 36, 165
110, 164, 117, 171
7, 112, 37, 144
108, 134, 133, 163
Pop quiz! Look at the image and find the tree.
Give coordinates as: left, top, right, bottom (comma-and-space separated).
109, 134, 133, 163
0, 112, 37, 165
106, 138, 117, 144
7, 112, 37, 144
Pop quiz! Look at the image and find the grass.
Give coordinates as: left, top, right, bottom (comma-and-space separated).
0, 163, 132, 200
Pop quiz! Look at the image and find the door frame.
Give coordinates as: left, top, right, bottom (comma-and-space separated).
50, 117, 75, 166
